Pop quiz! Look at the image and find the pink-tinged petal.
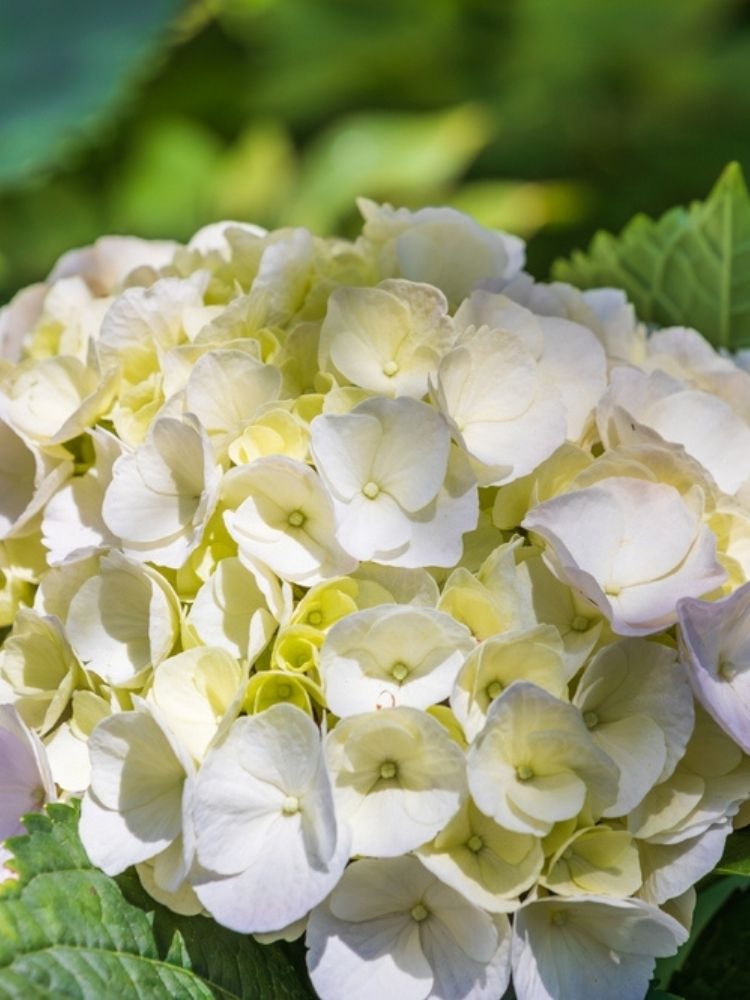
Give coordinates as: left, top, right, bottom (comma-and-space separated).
0, 705, 55, 839
678, 583, 750, 753
525, 478, 725, 637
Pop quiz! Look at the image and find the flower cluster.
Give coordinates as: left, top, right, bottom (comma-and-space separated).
2, 201, 750, 1000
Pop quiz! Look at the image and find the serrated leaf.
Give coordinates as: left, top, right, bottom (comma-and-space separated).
553, 163, 750, 350
0, 802, 315, 1000
116, 868, 317, 1000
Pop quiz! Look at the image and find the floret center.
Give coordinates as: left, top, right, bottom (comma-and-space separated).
486, 680, 503, 700
281, 795, 300, 815
362, 481, 380, 499
391, 662, 409, 682
583, 710, 599, 729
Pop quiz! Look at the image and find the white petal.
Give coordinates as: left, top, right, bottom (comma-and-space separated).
511, 896, 687, 1000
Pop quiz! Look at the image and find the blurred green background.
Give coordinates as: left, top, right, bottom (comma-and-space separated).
3, 0, 750, 305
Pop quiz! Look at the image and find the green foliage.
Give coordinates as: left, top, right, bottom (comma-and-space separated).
554, 163, 750, 350
653, 875, 748, 994
7, 0, 750, 301
0, 0, 185, 186
669, 885, 750, 999
280, 104, 492, 232
714, 828, 750, 876
0, 802, 314, 1000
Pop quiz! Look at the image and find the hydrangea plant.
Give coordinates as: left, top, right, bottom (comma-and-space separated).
2, 167, 750, 999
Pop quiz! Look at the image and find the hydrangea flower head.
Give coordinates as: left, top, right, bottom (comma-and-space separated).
2, 200, 750, 1000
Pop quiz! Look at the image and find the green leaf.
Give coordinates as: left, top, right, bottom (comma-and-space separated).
281, 104, 492, 233
668, 881, 750, 998
653, 875, 748, 990
553, 162, 750, 350
0, 0, 185, 188
0, 802, 315, 1000
713, 828, 750, 876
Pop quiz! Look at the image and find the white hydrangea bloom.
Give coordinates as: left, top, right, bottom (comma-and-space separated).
98, 273, 209, 381
0, 413, 72, 540
541, 825, 642, 898
325, 706, 467, 856
628, 710, 750, 902
0, 282, 48, 363
79, 700, 194, 875
191, 704, 349, 933
453, 291, 607, 442
33, 555, 100, 622
467, 682, 619, 836
319, 604, 474, 716
450, 625, 568, 742
500, 277, 646, 367
4, 354, 118, 446
642, 325, 750, 408
318, 280, 454, 397
352, 563, 440, 608
187, 219, 266, 257
0, 609, 79, 735
42, 427, 123, 565
511, 895, 687, 1000
432, 326, 567, 486
137, 840, 203, 917
311, 396, 477, 567
572, 639, 695, 815
307, 855, 512, 1000
678, 581, 750, 753
7, 198, 750, 991
416, 798, 544, 913
598, 366, 750, 495
43, 689, 109, 794
517, 552, 603, 677
224, 456, 357, 585
524, 476, 725, 636
636, 822, 733, 906
437, 538, 536, 642
49, 234, 178, 294
240, 226, 316, 328
186, 556, 277, 661
24, 275, 113, 363
173, 349, 282, 459
628, 708, 750, 846
103, 414, 222, 568
358, 197, 524, 308
64, 551, 181, 686
146, 646, 245, 763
